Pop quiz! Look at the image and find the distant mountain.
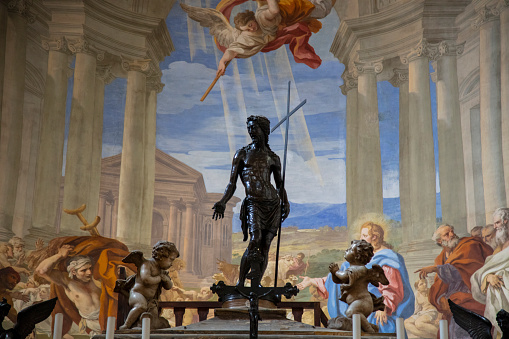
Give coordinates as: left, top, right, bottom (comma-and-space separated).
231, 193, 442, 232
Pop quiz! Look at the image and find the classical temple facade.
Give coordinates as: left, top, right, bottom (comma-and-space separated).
333, 0, 509, 276
0, 0, 508, 284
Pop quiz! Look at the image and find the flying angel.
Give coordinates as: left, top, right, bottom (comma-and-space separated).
181, 0, 334, 99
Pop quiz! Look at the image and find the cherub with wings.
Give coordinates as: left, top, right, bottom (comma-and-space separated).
181, 0, 335, 77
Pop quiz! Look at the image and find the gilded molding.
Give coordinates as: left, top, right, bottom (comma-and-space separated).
7, 0, 35, 23
96, 65, 115, 85
388, 68, 409, 88
473, 5, 500, 29
340, 70, 358, 95
400, 39, 440, 64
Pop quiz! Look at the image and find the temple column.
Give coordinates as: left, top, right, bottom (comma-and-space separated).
32, 38, 71, 232
435, 41, 467, 233
88, 66, 113, 225
0, 1, 8, 128
400, 39, 437, 240
500, 0, 509, 197
474, 5, 505, 221
389, 69, 410, 242
353, 59, 383, 218
168, 202, 179, 242
116, 58, 150, 243
139, 76, 163, 245
341, 70, 359, 236
0, 0, 34, 239
60, 38, 102, 232
182, 202, 195, 273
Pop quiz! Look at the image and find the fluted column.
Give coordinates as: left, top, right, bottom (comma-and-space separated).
435, 41, 467, 233
139, 76, 163, 245
0, 0, 34, 239
353, 59, 383, 218
60, 38, 103, 232
474, 5, 505, 221
401, 39, 437, 240
182, 202, 195, 273
341, 70, 359, 236
116, 58, 150, 243
32, 38, 72, 232
389, 69, 410, 242
500, 0, 509, 197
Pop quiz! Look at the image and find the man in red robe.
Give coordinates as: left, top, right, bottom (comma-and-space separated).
416, 224, 493, 339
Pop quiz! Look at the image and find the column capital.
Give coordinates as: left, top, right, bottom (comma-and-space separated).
437, 40, 465, 58
388, 68, 409, 88
96, 65, 115, 85
121, 56, 152, 74
340, 70, 358, 95
400, 39, 440, 64
353, 58, 384, 76
42, 37, 73, 54
147, 76, 164, 93
498, 0, 509, 12
7, 0, 35, 23
473, 4, 500, 29
67, 37, 105, 61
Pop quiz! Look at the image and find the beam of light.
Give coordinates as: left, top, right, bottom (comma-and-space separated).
185, 0, 208, 60
245, 58, 259, 94
213, 40, 237, 159
232, 59, 251, 145
263, 47, 324, 185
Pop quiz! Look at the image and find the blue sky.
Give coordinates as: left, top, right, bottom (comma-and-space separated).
64, 2, 442, 220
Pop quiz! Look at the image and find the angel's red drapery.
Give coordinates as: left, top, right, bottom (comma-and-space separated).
215, 0, 323, 69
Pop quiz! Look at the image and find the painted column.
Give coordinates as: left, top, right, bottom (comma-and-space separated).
353, 59, 384, 218
0, 1, 8, 128
470, 106, 486, 226
168, 202, 179, 243
0, 0, 34, 239
88, 66, 113, 229
400, 39, 437, 240
182, 202, 195, 273
60, 38, 102, 232
435, 41, 467, 233
389, 69, 410, 242
341, 70, 359, 236
116, 59, 150, 243
473, 5, 505, 221
32, 38, 71, 232
139, 76, 163, 245
500, 0, 509, 198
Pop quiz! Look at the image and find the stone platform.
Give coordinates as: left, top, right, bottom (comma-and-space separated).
93, 306, 396, 338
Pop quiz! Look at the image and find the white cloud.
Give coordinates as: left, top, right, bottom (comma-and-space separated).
383, 169, 400, 198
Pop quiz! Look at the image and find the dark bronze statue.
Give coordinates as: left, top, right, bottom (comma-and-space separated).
327, 240, 389, 333
213, 115, 289, 287
0, 297, 57, 339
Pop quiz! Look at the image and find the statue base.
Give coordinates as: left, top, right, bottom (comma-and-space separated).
93, 307, 397, 338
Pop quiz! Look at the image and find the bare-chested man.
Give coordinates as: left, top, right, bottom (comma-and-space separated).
35, 244, 101, 337
213, 115, 289, 287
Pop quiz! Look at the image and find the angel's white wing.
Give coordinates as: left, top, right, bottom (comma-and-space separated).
180, 3, 240, 48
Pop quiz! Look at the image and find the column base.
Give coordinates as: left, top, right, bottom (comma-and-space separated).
0, 227, 15, 242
